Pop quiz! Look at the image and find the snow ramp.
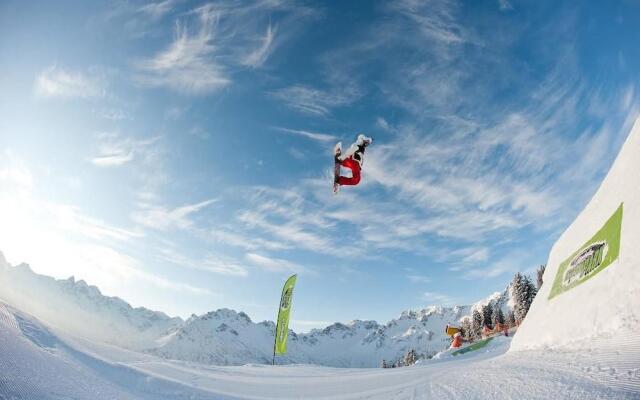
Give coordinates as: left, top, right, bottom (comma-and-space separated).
510, 117, 640, 386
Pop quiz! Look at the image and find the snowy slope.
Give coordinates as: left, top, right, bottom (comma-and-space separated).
0, 253, 514, 368
0, 301, 219, 400
1, 301, 636, 399
512, 117, 640, 351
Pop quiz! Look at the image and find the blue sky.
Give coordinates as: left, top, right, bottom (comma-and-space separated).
0, 0, 639, 331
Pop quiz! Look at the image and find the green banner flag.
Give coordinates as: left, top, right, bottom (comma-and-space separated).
274, 274, 297, 357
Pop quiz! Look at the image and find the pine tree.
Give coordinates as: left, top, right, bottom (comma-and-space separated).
517, 275, 527, 321
536, 265, 546, 290
404, 349, 417, 366
481, 304, 494, 330
507, 310, 516, 327
529, 275, 539, 304
522, 275, 538, 319
511, 272, 525, 322
492, 305, 505, 328
513, 274, 538, 321
460, 317, 472, 340
471, 309, 483, 339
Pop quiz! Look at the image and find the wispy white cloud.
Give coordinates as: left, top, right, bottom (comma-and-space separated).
159, 247, 248, 277
453, 247, 490, 264
407, 275, 431, 283
136, 7, 230, 94
463, 251, 530, 280
138, 0, 179, 20
621, 84, 635, 110
134, 2, 317, 94
92, 153, 134, 167
423, 291, 459, 306
288, 147, 306, 160
208, 228, 291, 252
238, 209, 336, 255
90, 133, 160, 167
273, 127, 337, 143
200, 259, 248, 277
35, 66, 106, 99
245, 252, 304, 273
498, 0, 513, 11
227, 185, 370, 258
48, 203, 143, 242
390, 0, 466, 44
320, 0, 479, 118
376, 117, 391, 132
270, 84, 361, 116
92, 107, 129, 121
133, 198, 218, 231
242, 23, 277, 68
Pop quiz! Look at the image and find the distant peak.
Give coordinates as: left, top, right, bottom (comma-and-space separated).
399, 305, 447, 320
15, 263, 33, 273
197, 308, 251, 322
347, 320, 379, 330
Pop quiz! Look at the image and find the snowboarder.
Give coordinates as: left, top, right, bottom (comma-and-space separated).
333, 134, 373, 194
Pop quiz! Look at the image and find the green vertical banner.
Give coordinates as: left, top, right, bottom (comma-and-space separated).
274, 274, 297, 357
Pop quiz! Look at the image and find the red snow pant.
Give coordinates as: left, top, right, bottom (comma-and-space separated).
338, 158, 361, 186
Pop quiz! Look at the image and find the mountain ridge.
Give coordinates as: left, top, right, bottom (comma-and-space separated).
0, 251, 513, 367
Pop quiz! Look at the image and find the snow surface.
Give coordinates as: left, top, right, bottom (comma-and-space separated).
1, 302, 637, 399
512, 117, 640, 351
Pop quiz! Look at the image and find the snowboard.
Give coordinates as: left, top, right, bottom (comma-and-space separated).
333, 142, 342, 194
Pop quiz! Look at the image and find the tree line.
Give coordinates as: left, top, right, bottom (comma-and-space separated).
380, 349, 420, 368
460, 268, 544, 340
380, 266, 546, 368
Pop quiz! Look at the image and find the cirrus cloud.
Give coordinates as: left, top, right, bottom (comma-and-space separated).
35, 65, 106, 99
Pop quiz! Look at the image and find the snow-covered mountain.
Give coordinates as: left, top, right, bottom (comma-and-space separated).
0, 257, 181, 350
0, 252, 513, 367
151, 305, 475, 367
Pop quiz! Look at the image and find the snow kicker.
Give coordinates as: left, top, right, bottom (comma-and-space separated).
512, 116, 640, 352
